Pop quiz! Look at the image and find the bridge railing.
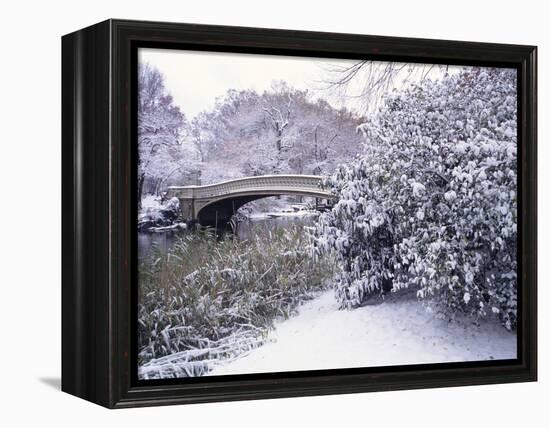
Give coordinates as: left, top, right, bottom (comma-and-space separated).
167, 174, 331, 199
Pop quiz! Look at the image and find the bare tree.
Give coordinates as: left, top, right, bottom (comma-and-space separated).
322, 60, 446, 112
262, 93, 294, 161
189, 118, 207, 163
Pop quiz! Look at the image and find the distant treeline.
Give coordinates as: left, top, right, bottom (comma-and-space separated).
137, 63, 365, 206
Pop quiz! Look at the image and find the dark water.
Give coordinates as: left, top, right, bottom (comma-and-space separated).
235, 215, 316, 240
137, 229, 182, 259
137, 214, 317, 259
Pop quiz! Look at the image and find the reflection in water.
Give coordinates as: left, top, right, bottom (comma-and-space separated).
138, 230, 182, 259
235, 215, 316, 241
137, 215, 317, 259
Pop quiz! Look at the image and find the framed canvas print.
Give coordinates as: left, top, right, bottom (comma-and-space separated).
62, 19, 537, 408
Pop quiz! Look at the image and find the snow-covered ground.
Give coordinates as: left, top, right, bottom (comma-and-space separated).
247, 209, 318, 220
208, 289, 516, 376
241, 200, 320, 220
140, 194, 162, 209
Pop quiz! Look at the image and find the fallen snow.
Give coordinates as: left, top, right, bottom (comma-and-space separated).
148, 222, 187, 232
208, 289, 516, 376
141, 194, 162, 209
247, 210, 318, 220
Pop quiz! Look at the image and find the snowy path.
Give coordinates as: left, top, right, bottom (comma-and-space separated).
208, 290, 516, 376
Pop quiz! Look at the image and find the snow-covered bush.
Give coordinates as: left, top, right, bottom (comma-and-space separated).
314, 68, 517, 329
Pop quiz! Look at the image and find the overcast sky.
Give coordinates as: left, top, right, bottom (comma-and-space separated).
139, 48, 361, 119
139, 48, 468, 120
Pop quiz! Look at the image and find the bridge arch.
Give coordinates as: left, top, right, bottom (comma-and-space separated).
165, 175, 334, 229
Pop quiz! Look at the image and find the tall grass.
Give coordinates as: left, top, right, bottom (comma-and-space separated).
138, 224, 336, 379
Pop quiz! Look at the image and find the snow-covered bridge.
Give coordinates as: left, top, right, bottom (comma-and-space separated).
166, 174, 334, 228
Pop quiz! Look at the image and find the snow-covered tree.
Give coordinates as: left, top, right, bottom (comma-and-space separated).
314, 68, 518, 329
191, 82, 365, 183
138, 63, 187, 206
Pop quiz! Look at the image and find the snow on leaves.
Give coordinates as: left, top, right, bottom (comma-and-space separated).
313, 68, 518, 329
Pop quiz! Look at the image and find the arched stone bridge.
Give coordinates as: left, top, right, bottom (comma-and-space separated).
165, 174, 334, 229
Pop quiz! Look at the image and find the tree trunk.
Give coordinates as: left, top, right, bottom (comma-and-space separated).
314, 126, 319, 161
154, 178, 163, 196
137, 172, 145, 210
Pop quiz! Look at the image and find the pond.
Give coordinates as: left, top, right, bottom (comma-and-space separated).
137, 214, 318, 259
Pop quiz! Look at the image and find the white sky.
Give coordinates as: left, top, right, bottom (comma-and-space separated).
139, 48, 361, 119
139, 48, 468, 120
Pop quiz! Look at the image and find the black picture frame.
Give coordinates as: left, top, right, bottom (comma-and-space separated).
61, 19, 537, 408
